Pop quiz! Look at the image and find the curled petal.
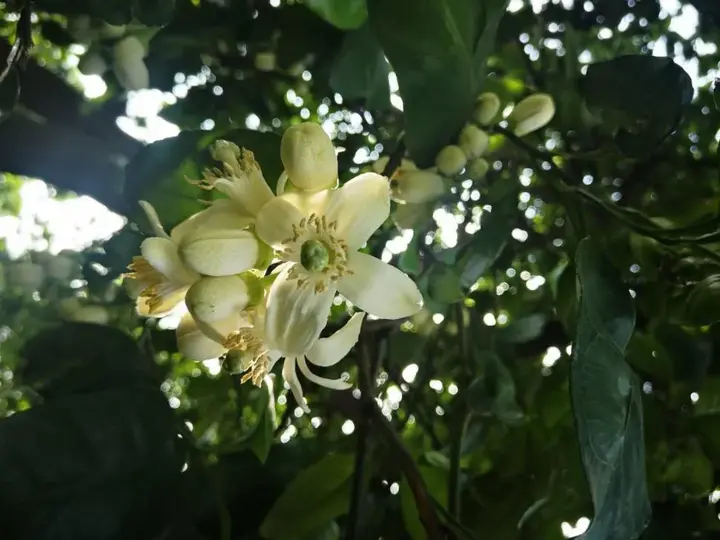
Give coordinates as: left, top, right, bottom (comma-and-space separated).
297, 356, 352, 391
141, 237, 198, 285
338, 252, 423, 320
282, 357, 309, 413
136, 283, 188, 317
321, 172, 390, 250
307, 312, 365, 367
139, 200, 170, 239
176, 313, 228, 361
264, 263, 335, 356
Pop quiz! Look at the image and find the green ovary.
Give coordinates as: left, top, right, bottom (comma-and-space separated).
300, 239, 331, 272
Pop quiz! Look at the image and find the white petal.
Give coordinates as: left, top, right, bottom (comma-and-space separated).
297, 356, 352, 391
170, 203, 252, 243
307, 312, 365, 367
264, 264, 335, 356
136, 284, 188, 317
338, 252, 423, 320
176, 313, 228, 361
180, 229, 260, 276
321, 172, 390, 250
185, 276, 249, 340
276, 171, 290, 195
280, 122, 338, 191
139, 200, 170, 239
282, 357, 309, 413
141, 237, 198, 285
254, 196, 306, 247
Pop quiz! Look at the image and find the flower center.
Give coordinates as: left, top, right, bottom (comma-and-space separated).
300, 239, 330, 272
278, 213, 353, 294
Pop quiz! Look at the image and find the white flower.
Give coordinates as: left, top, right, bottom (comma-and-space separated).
255, 173, 423, 354
473, 92, 501, 126
125, 201, 200, 317
458, 124, 489, 159
192, 142, 274, 218
113, 36, 149, 91
225, 309, 365, 412
391, 170, 446, 204
435, 145, 467, 177
280, 122, 338, 192
507, 94, 556, 137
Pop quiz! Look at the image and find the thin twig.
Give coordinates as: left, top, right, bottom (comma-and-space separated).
382, 133, 406, 178
0, 1, 33, 85
448, 304, 470, 519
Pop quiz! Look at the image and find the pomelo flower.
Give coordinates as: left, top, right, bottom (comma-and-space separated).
255, 172, 423, 354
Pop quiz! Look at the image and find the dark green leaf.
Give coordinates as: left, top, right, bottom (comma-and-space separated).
579, 55, 693, 157
498, 314, 547, 343
572, 237, 650, 540
458, 208, 513, 287
330, 23, 390, 110
260, 453, 354, 539
468, 352, 524, 425
427, 264, 464, 304
398, 235, 422, 276
248, 387, 274, 464
133, 0, 176, 26
0, 69, 20, 123
305, 0, 368, 29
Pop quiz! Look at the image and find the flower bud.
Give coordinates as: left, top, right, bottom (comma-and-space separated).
473, 92, 501, 126
458, 124, 489, 159
78, 52, 107, 76
176, 313, 229, 361
70, 305, 111, 325
179, 216, 266, 277
100, 22, 127, 39
507, 94, 556, 137
280, 123, 338, 191
391, 170, 446, 204
113, 36, 149, 91
255, 51, 276, 72
46, 252, 77, 281
467, 158, 490, 181
392, 202, 434, 230
211, 140, 242, 171
372, 156, 417, 175
8, 262, 44, 292
185, 275, 255, 340
435, 145, 467, 177
58, 297, 82, 316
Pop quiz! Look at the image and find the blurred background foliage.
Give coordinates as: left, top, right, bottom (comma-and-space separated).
1, 0, 720, 539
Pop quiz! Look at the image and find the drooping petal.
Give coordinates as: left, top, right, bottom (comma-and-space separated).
296, 356, 352, 391
141, 237, 199, 285
321, 172, 390, 250
139, 200, 170, 239
136, 284, 188, 317
176, 313, 228, 361
179, 228, 260, 277
307, 312, 365, 367
282, 357, 309, 413
254, 196, 306, 246
264, 263, 335, 356
338, 252, 423, 320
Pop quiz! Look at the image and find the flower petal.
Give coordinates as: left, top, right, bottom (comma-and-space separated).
139, 200, 170, 239
297, 356, 352, 390
264, 263, 335, 356
282, 357, 309, 413
176, 313, 228, 361
141, 237, 198, 285
180, 229, 260, 276
321, 172, 390, 250
255, 196, 306, 247
170, 203, 252, 243
338, 252, 423, 320
307, 312, 365, 367
136, 284, 188, 317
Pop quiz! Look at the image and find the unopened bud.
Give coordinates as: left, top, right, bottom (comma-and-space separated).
255, 51, 276, 72
392, 202, 434, 230
458, 124, 489, 159
185, 275, 253, 340
8, 262, 44, 292
467, 158, 490, 181
372, 156, 417, 175
113, 36, 149, 91
176, 313, 228, 361
280, 122, 338, 191
70, 305, 111, 325
100, 22, 127, 39
435, 145, 467, 177
391, 170, 446, 204
473, 92, 501, 126
211, 140, 242, 171
507, 94, 556, 137
78, 52, 107, 76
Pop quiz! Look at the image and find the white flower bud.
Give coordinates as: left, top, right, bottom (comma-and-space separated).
113, 36, 149, 91
185, 275, 251, 340
46, 253, 77, 281
100, 23, 127, 39
473, 92, 501, 126
255, 51, 276, 72
391, 170, 446, 204
392, 202, 434, 230
467, 158, 490, 181
211, 140, 242, 170
70, 305, 111, 325
435, 145, 467, 177
78, 52, 107, 76
176, 313, 229, 361
458, 124, 489, 159
372, 156, 417, 175
8, 262, 44, 292
507, 94, 556, 137
280, 122, 338, 191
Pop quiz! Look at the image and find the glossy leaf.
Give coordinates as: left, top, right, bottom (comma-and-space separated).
305, 0, 368, 29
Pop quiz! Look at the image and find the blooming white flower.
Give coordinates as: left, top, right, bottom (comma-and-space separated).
473, 92, 502, 126
254, 172, 424, 354
435, 145, 467, 177
125, 201, 200, 317
280, 122, 338, 192
507, 93, 556, 137
391, 170, 446, 204
225, 308, 365, 411
192, 141, 275, 218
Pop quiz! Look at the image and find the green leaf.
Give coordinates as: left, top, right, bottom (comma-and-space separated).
133, 0, 176, 26
468, 351, 524, 425
579, 55, 693, 157
249, 386, 274, 464
457, 208, 513, 288
572, 237, 651, 540
304, 0, 368, 29
124, 129, 282, 229
398, 235, 422, 276
427, 264, 464, 304
260, 453, 354, 539
498, 314, 547, 343
683, 275, 720, 325
330, 23, 390, 111
368, 0, 509, 165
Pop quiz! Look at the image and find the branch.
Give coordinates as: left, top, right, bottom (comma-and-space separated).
0, 0, 32, 86
381, 133, 406, 178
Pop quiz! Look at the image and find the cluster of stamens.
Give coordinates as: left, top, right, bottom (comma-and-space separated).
278, 213, 353, 293
124, 256, 167, 313
224, 327, 269, 386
